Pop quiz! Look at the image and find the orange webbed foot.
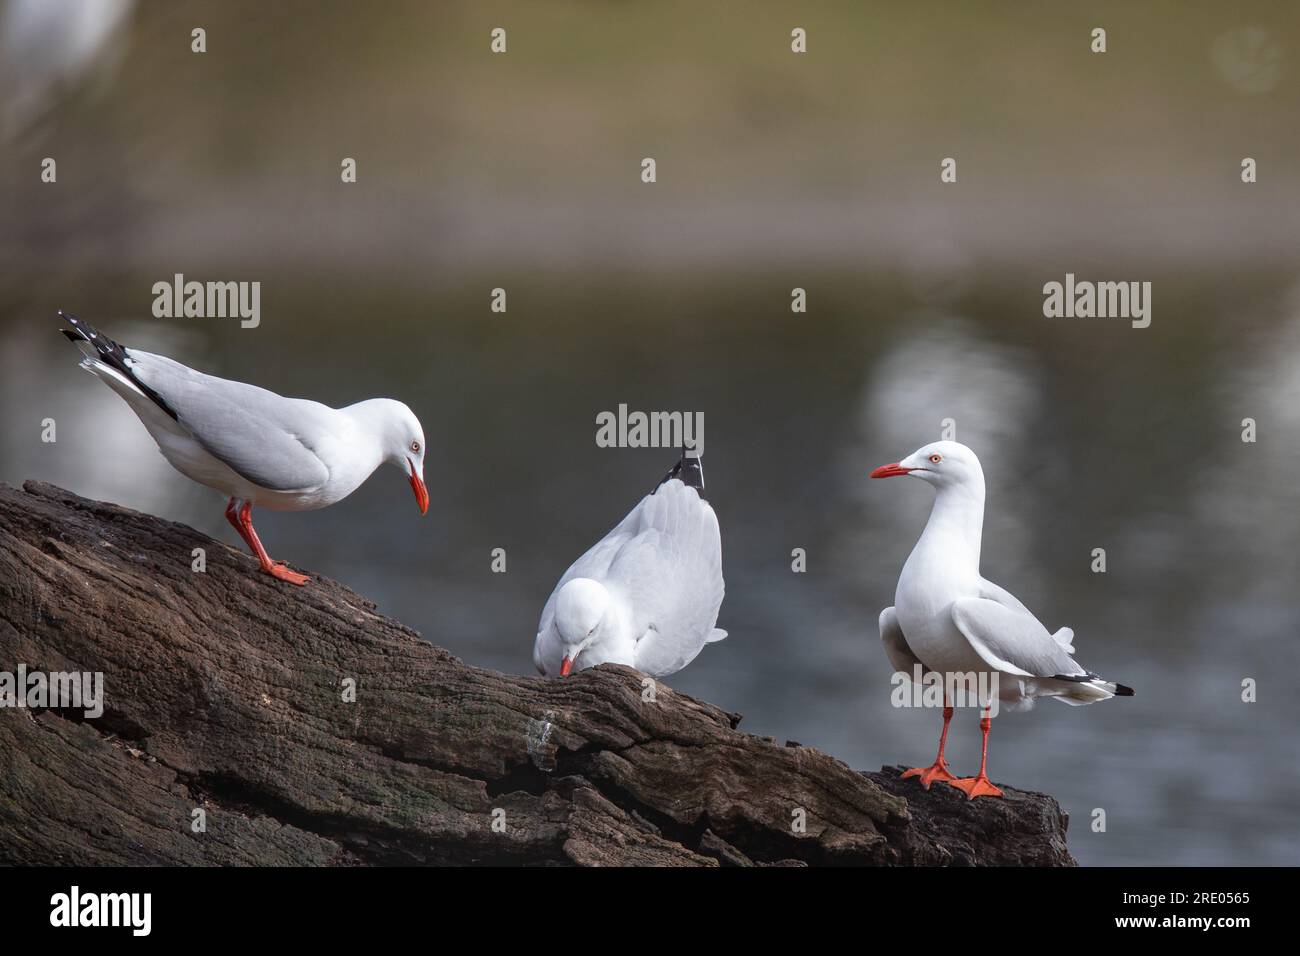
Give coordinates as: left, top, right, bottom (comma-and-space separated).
901, 760, 959, 789
950, 774, 1003, 799
263, 562, 310, 586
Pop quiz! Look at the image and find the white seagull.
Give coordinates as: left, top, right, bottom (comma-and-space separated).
59, 312, 429, 585
533, 453, 726, 679
872, 440, 1132, 798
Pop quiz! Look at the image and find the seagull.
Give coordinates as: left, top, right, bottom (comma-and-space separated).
533, 452, 727, 679
872, 440, 1132, 798
59, 312, 429, 585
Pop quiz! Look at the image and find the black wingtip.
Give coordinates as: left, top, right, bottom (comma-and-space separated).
59, 310, 86, 341
656, 448, 706, 497
56, 313, 180, 422
1052, 674, 1135, 697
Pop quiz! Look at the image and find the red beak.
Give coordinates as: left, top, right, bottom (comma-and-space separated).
408, 458, 429, 514
870, 462, 914, 479
559, 657, 573, 677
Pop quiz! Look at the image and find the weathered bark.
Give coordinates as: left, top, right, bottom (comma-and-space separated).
0, 481, 1075, 866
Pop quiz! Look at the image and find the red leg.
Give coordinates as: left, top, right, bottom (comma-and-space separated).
901, 699, 958, 788
951, 708, 1003, 799
226, 498, 309, 586
225, 498, 261, 559
224, 498, 242, 534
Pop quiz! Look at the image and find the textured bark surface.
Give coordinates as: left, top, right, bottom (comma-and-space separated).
0, 481, 1075, 866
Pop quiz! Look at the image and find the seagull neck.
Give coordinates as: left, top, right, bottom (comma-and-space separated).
341, 400, 399, 466
921, 481, 985, 568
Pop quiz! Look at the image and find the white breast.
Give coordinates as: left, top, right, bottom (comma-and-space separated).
895, 535, 988, 676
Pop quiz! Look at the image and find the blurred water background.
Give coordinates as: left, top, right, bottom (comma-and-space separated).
2, 1, 1299, 865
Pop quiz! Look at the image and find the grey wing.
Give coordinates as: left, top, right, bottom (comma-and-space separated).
980, 577, 1076, 652
879, 606, 926, 677
611, 480, 725, 677
127, 350, 332, 492
950, 597, 1087, 678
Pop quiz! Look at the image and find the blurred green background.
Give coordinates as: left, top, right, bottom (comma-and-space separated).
3, 0, 1299, 866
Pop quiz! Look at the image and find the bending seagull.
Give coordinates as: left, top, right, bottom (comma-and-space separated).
872, 440, 1132, 798
533, 453, 726, 679
59, 312, 429, 585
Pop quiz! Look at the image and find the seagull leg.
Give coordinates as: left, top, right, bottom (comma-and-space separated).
224, 498, 242, 534
226, 498, 309, 586
951, 708, 1004, 799
901, 698, 958, 788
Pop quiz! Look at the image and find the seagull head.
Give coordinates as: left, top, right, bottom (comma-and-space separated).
554, 577, 611, 677
369, 399, 428, 515
870, 440, 983, 490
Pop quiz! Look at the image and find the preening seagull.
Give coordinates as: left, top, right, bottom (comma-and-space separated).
533, 453, 727, 679
59, 312, 429, 585
872, 440, 1132, 799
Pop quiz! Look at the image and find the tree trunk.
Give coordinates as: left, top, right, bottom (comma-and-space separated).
0, 481, 1075, 866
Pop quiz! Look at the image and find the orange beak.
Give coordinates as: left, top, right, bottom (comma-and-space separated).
559, 657, 573, 677
408, 458, 429, 514
870, 462, 914, 479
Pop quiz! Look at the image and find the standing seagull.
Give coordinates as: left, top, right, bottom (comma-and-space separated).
872, 440, 1132, 798
59, 312, 429, 585
533, 453, 726, 679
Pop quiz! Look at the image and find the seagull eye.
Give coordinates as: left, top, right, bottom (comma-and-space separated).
929, 454, 942, 464
410, 440, 420, 453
